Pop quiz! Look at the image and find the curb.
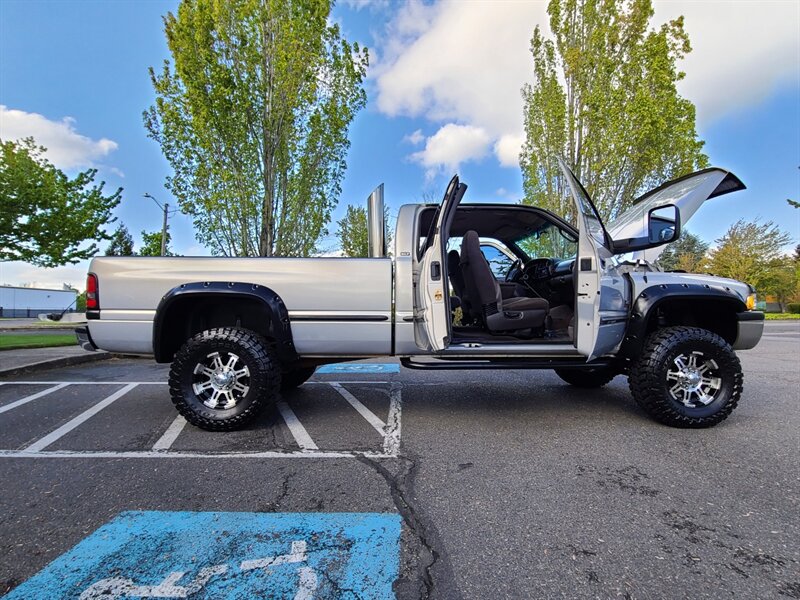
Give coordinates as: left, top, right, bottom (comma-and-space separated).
0, 351, 115, 378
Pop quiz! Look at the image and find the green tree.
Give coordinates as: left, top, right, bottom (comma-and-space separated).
0, 138, 121, 267
139, 229, 174, 256
335, 205, 393, 257
144, 0, 368, 258
76, 290, 87, 312
764, 257, 798, 310
336, 205, 369, 257
105, 224, 135, 256
656, 230, 709, 272
520, 0, 708, 223
708, 219, 793, 300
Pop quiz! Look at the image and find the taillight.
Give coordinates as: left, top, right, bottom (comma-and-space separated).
86, 273, 99, 310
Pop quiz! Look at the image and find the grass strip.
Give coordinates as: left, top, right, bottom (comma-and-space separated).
0, 334, 77, 350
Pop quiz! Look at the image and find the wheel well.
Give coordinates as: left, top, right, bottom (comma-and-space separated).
154, 286, 296, 364
644, 298, 739, 345
157, 297, 272, 362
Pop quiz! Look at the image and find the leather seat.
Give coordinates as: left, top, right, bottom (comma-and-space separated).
459, 230, 548, 333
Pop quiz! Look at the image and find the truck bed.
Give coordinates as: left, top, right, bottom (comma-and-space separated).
87, 256, 393, 357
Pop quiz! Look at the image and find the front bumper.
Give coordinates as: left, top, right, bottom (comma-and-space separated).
75, 326, 98, 352
732, 311, 764, 350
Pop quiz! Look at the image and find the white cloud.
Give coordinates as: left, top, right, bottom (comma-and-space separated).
653, 1, 799, 123
374, 0, 799, 171
494, 134, 525, 168
403, 128, 425, 145
375, 1, 543, 135
495, 187, 523, 199
0, 105, 119, 172
410, 123, 491, 178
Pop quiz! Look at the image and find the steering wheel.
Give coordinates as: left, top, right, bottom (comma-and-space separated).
521, 258, 554, 283
505, 259, 522, 282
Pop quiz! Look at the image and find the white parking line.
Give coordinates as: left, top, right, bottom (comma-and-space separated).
24, 383, 139, 452
276, 401, 319, 451
152, 415, 188, 451
0, 383, 68, 415
0, 381, 401, 459
304, 381, 388, 385
0, 382, 167, 385
384, 384, 402, 456
0, 449, 395, 459
330, 382, 386, 437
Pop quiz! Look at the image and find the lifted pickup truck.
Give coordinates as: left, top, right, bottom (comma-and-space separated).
78, 161, 763, 430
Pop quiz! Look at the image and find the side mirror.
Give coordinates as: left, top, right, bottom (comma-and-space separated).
648, 205, 679, 244
610, 204, 681, 253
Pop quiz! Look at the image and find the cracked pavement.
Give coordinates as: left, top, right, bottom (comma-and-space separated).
1, 320, 798, 598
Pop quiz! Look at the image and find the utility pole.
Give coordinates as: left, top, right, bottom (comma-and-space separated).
144, 193, 174, 256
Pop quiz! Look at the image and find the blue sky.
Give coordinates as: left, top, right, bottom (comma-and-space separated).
1, 0, 798, 289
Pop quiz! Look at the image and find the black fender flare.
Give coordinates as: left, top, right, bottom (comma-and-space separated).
621, 282, 747, 357
152, 281, 297, 364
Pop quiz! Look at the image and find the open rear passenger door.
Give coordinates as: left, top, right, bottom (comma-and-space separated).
558, 160, 628, 362
414, 175, 467, 351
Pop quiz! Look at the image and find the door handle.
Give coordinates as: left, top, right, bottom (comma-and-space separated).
431, 261, 441, 281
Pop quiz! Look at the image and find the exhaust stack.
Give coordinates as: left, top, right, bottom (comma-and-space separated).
367, 183, 385, 258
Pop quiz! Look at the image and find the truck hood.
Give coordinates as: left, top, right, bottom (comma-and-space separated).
607, 168, 745, 262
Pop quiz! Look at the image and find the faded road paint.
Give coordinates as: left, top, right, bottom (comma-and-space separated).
6, 511, 401, 599
317, 363, 400, 374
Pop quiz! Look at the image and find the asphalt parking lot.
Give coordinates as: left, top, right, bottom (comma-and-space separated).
1, 321, 798, 598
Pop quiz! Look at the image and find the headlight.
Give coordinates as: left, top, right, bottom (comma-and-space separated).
746, 293, 757, 310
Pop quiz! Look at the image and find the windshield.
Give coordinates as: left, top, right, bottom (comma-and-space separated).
515, 222, 577, 261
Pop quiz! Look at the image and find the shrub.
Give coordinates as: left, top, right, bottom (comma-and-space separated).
786, 302, 800, 314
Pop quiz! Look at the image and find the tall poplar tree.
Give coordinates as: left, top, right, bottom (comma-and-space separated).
336, 205, 369, 258
335, 204, 393, 257
520, 0, 708, 223
144, 0, 368, 257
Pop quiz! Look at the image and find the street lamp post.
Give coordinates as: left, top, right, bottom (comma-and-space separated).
143, 193, 171, 256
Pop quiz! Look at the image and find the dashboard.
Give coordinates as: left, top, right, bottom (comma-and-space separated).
505, 257, 575, 306
512, 258, 574, 282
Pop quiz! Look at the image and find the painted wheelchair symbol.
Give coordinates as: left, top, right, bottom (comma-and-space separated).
79, 540, 317, 599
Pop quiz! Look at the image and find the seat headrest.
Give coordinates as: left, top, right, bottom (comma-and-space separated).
447, 250, 460, 272
460, 230, 481, 265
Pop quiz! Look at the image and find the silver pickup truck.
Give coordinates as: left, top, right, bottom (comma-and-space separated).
77, 161, 764, 431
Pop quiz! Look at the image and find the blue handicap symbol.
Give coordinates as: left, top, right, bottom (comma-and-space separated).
6, 511, 401, 599
316, 363, 400, 374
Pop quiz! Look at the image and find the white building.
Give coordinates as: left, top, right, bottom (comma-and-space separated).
0, 286, 78, 318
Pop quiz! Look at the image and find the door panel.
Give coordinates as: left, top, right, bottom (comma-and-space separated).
558, 160, 628, 361
414, 176, 467, 351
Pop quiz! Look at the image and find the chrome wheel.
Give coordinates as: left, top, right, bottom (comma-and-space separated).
666, 351, 722, 408
192, 351, 250, 409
